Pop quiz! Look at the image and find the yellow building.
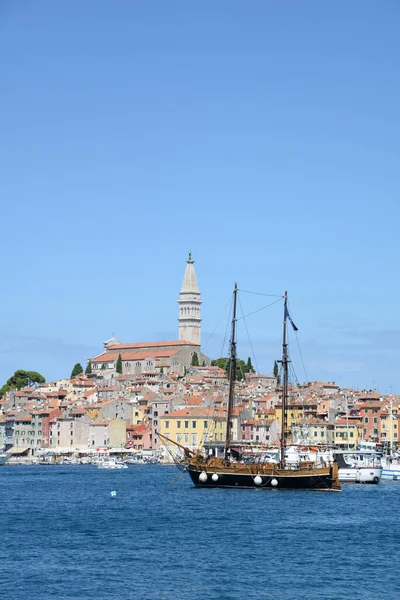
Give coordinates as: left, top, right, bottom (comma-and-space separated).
109, 418, 127, 448
334, 417, 362, 448
274, 400, 318, 431
85, 404, 102, 420
380, 409, 399, 447
159, 407, 226, 451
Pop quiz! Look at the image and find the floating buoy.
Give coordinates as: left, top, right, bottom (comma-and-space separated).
212, 473, 219, 482
254, 475, 262, 486
271, 478, 278, 487
199, 472, 208, 483
111, 491, 117, 496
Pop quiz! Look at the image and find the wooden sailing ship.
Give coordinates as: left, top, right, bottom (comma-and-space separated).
163, 284, 341, 492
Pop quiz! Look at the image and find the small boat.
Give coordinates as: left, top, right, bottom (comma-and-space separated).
97, 458, 128, 470
381, 453, 400, 480
0, 453, 9, 466
333, 451, 382, 484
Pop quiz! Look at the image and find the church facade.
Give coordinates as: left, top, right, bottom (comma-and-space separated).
90, 254, 210, 376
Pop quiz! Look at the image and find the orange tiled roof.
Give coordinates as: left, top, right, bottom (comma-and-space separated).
108, 340, 198, 350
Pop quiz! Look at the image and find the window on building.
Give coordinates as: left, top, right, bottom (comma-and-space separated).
185, 421, 189, 429
364, 417, 369, 424
192, 434, 197, 444
204, 421, 208, 429
314, 431, 318, 437
192, 421, 196, 429
184, 434, 189, 443
177, 421, 181, 428
165, 421, 169, 429
373, 417, 377, 423
365, 409, 368, 413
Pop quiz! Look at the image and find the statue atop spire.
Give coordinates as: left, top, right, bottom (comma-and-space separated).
178, 253, 202, 345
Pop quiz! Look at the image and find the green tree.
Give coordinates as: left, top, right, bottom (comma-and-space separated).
71, 363, 83, 378
211, 357, 250, 381
116, 354, 123, 374
246, 357, 255, 373
0, 369, 46, 398
160, 367, 164, 375
191, 352, 199, 366
85, 361, 92, 375
101, 363, 106, 370
202, 361, 206, 367
273, 360, 281, 385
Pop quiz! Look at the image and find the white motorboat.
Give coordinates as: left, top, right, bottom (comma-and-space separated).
381, 453, 400, 480
334, 451, 382, 484
97, 458, 128, 470
0, 453, 9, 466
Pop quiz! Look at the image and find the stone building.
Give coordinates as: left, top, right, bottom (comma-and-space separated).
89, 254, 210, 376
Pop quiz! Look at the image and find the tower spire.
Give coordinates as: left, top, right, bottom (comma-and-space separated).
178, 253, 202, 345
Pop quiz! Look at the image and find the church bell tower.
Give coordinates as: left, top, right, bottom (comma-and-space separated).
178, 252, 202, 345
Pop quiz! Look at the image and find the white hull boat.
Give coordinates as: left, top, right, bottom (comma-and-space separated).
334, 452, 382, 484
381, 456, 400, 480
97, 458, 128, 470
0, 454, 9, 466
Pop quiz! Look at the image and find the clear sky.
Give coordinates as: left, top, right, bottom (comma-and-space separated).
1, 1, 400, 392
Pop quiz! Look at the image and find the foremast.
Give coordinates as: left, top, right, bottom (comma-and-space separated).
280, 291, 289, 468
224, 283, 238, 460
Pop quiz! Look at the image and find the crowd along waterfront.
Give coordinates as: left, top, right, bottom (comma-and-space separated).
1, 464, 399, 600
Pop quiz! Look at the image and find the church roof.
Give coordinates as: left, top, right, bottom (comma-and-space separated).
180, 253, 200, 294
107, 340, 198, 350
91, 349, 181, 363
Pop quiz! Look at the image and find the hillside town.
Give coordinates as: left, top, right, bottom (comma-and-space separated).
1, 255, 398, 463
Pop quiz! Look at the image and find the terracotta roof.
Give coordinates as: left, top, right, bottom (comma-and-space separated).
108, 340, 198, 350
91, 350, 179, 363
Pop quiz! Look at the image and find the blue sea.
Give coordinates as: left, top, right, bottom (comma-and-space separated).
0, 465, 398, 600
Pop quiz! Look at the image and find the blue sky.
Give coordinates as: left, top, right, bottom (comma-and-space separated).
1, 1, 399, 392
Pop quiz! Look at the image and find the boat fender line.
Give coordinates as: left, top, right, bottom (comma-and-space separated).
373, 476, 379, 484
254, 475, 262, 486
199, 471, 208, 483
271, 478, 278, 488
212, 473, 219, 482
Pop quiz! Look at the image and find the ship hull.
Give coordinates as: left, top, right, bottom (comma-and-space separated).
187, 462, 340, 491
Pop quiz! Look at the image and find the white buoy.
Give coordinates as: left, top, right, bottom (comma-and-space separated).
212, 473, 219, 482
111, 491, 117, 496
254, 475, 262, 486
199, 472, 208, 483
271, 478, 278, 487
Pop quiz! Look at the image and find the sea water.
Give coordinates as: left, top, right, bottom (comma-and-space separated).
0, 465, 398, 600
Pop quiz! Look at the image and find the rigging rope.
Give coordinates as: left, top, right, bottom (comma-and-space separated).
202, 293, 233, 355
288, 300, 309, 384
238, 293, 260, 375
238, 289, 283, 298
237, 296, 283, 320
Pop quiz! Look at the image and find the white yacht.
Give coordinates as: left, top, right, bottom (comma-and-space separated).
333, 451, 382, 484
97, 458, 128, 470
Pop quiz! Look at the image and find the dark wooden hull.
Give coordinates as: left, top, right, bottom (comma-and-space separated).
187, 462, 341, 491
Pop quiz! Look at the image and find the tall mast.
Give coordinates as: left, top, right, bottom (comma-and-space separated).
280, 291, 289, 467
225, 283, 238, 460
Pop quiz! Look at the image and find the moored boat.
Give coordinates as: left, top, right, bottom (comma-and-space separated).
334, 451, 382, 484
163, 285, 341, 492
97, 458, 128, 470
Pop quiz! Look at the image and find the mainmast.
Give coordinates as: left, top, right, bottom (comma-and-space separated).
224, 283, 238, 460
280, 291, 289, 467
